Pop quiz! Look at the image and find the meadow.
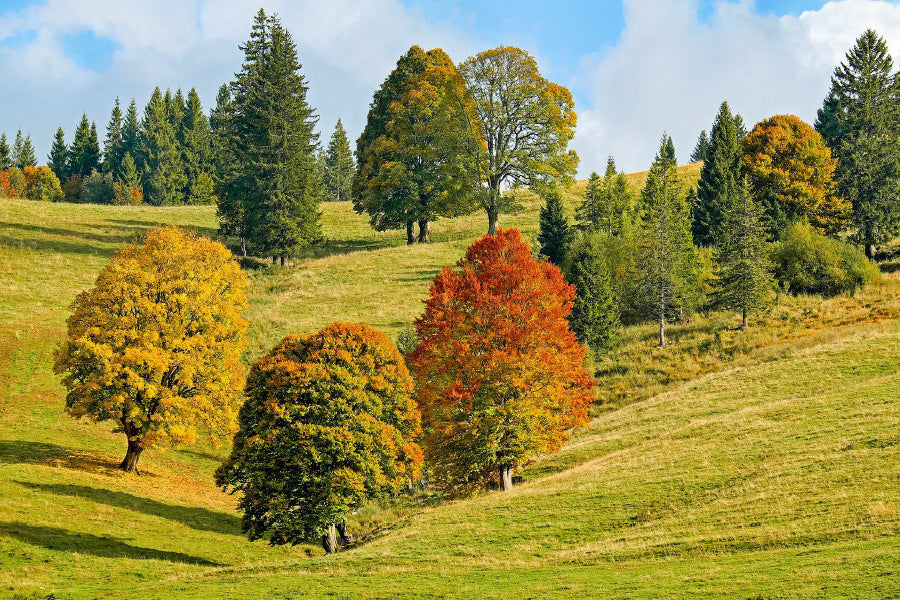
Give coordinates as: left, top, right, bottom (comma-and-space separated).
1, 160, 899, 598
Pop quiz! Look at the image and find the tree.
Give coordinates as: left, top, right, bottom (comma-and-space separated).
140, 87, 186, 206
48, 127, 68, 182
104, 98, 124, 176
54, 227, 248, 473
537, 187, 571, 266
118, 152, 141, 191
0, 134, 11, 171
68, 114, 101, 178
693, 101, 743, 246
221, 10, 322, 263
216, 322, 423, 553
120, 99, 141, 176
460, 46, 579, 234
690, 129, 711, 163
323, 119, 354, 202
181, 88, 213, 203
13, 130, 36, 169
576, 155, 631, 235
712, 180, 773, 329
743, 114, 849, 236
816, 29, 900, 257
23, 166, 64, 202
567, 231, 620, 357
211, 84, 247, 253
409, 228, 594, 495
355, 46, 479, 243
636, 134, 697, 346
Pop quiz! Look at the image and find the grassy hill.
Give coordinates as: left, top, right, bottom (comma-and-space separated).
1, 162, 898, 598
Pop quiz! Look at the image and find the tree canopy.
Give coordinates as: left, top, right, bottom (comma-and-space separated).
323, 118, 354, 203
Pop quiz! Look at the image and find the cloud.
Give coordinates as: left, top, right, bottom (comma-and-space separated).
572, 0, 900, 174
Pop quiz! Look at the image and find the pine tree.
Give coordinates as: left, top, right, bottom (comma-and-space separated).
121, 99, 141, 176
181, 88, 213, 203
210, 84, 246, 252
577, 172, 603, 230
87, 122, 101, 172
537, 187, 571, 266
104, 98, 124, 176
816, 29, 900, 258
576, 156, 631, 235
12, 130, 24, 169
119, 152, 141, 190
693, 101, 743, 247
48, 127, 68, 181
568, 231, 620, 357
637, 134, 697, 346
323, 118, 354, 202
690, 129, 710, 162
713, 180, 773, 330
0, 134, 11, 171
140, 87, 186, 205
17, 134, 37, 169
68, 114, 101, 178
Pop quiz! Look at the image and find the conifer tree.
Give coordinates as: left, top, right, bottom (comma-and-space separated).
12, 130, 24, 168
16, 133, 37, 169
119, 152, 141, 191
323, 118, 354, 202
140, 87, 186, 205
694, 101, 743, 246
48, 127, 68, 182
68, 115, 101, 178
103, 98, 124, 176
576, 156, 631, 234
0, 134, 11, 171
690, 129, 711, 163
538, 187, 571, 266
121, 100, 141, 175
181, 88, 213, 203
568, 231, 620, 357
210, 84, 247, 253
713, 180, 773, 330
578, 172, 603, 230
816, 29, 900, 258
637, 134, 697, 346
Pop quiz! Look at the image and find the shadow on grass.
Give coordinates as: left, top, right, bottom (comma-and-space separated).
18, 481, 243, 535
0, 440, 120, 474
0, 234, 120, 258
293, 237, 404, 260
0, 521, 219, 564
0, 220, 147, 245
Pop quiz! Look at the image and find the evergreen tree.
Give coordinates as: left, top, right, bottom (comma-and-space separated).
87, 122, 101, 171
816, 29, 900, 258
181, 88, 213, 203
139, 87, 186, 205
210, 84, 246, 252
323, 118, 354, 202
16, 133, 37, 169
0, 134, 11, 171
104, 98, 124, 176
537, 187, 571, 266
690, 129, 711, 162
693, 101, 743, 246
222, 9, 322, 262
577, 155, 631, 235
121, 99, 141, 175
68, 114, 101, 178
713, 180, 773, 330
119, 152, 141, 190
48, 127, 68, 181
578, 171, 603, 230
568, 231, 620, 357
12, 130, 24, 168
637, 134, 697, 346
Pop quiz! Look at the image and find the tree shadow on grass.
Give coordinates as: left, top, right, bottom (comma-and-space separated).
0, 440, 120, 474
0, 522, 219, 564
17, 481, 243, 536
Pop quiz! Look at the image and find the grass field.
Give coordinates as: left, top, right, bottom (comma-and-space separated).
1, 161, 898, 599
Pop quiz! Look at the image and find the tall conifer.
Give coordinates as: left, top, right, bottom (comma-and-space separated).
537, 187, 571, 266
48, 127, 68, 181
68, 115, 101, 177
140, 87, 186, 205
0, 134, 11, 170
17, 133, 37, 169
104, 98, 124, 176
568, 231, 620, 357
693, 101, 743, 246
323, 118, 354, 202
181, 88, 213, 203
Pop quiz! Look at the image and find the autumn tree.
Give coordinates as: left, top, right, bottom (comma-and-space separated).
816, 29, 900, 257
216, 322, 423, 553
48, 127, 68, 182
23, 166, 63, 202
712, 180, 773, 329
742, 114, 849, 236
567, 230, 620, 357
323, 118, 354, 202
460, 46, 579, 234
54, 227, 248, 473
409, 229, 593, 495
636, 134, 697, 347
355, 46, 479, 243
693, 101, 744, 246
537, 187, 571, 266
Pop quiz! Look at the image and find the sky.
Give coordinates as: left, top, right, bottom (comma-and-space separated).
1, 0, 900, 175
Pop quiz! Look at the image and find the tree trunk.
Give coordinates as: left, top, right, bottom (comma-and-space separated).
120, 439, 144, 473
742, 308, 748, 331
487, 206, 499, 235
659, 313, 666, 347
866, 244, 875, 260
271, 256, 277, 265
240, 238, 247, 257
336, 519, 352, 545
322, 523, 338, 554
500, 465, 513, 491
406, 220, 415, 245
280, 256, 286, 267
417, 220, 430, 243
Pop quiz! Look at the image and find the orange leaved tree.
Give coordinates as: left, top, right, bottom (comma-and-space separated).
54, 227, 248, 472
409, 228, 594, 495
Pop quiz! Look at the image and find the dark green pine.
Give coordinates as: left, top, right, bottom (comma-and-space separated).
140, 87, 187, 205
693, 101, 743, 247
0, 134, 12, 171
103, 98, 124, 176
324, 118, 354, 202
48, 127, 68, 181
537, 187, 571, 266
568, 233, 620, 357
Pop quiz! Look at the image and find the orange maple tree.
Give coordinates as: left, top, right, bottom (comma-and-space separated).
409, 228, 594, 495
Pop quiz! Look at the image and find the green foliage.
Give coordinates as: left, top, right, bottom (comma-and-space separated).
23, 166, 64, 202
48, 127, 68, 182
771, 220, 879, 297
567, 230, 620, 356
537, 187, 571, 265
817, 29, 900, 254
81, 170, 116, 204
103, 98, 124, 176
690, 129, 711, 163
694, 101, 743, 246
576, 156, 632, 235
0, 133, 11, 170
118, 152, 141, 191
68, 117, 101, 178
12, 130, 37, 170
180, 88, 213, 204
140, 87, 186, 206
120, 99, 141, 176
216, 322, 423, 546
324, 119, 354, 202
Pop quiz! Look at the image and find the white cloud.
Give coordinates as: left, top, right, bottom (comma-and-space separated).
572, 0, 900, 174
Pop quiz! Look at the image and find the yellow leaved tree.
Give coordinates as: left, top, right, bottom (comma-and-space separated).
54, 226, 249, 472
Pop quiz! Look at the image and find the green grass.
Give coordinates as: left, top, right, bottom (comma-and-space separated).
1, 161, 898, 599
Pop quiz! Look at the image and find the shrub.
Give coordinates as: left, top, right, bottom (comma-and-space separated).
23, 166, 64, 202
62, 175, 83, 203
771, 221, 879, 296
81, 170, 116, 204
112, 182, 143, 206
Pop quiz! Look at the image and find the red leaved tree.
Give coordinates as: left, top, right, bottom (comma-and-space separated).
409, 228, 594, 495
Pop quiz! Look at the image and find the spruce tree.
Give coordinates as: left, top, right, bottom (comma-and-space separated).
323, 118, 354, 202
104, 98, 124, 176
693, 101, 743, 246
713, 180, 773, 330
210, 84, 246, 253
576, 156, 631, 235
816, 29, 900, 258
119, 152, 141, 191
121, 100, 142, 176
48, 127, 68, 181
17, 134, 37, 169
181, 88, 213, 204
577, 171, 603, 230
140, 87, 186, 205
68, 115, 101, 178
568, 231, 620, 357
537, 187, 571, 266
637, 134, 697, 346
690, 129, 710, 163
0, 134, 11, 171
11, 130, 27, 169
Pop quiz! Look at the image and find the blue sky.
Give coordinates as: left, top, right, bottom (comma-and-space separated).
1, 0, 899, 174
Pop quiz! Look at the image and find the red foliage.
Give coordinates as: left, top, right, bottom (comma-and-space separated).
0, 171, 16, 198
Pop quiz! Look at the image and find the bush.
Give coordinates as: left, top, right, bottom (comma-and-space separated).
23, 166, 64, 202
112, 182, 143, 205
62, 175, 83, 203
771, 221, 879, 296
81, 170, 115, 204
